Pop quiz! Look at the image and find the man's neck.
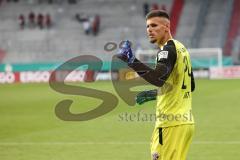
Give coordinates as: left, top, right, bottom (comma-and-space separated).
157, 34, 173, 48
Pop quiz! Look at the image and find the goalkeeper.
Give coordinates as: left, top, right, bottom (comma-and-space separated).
117, 10, 195, 160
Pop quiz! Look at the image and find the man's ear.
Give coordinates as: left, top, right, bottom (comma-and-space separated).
165, 23, 170, 32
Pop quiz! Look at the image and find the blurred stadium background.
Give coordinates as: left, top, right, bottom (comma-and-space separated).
0, 0, 240, 160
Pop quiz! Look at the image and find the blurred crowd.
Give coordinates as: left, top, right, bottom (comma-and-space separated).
75, 13, 101, 36
143, 2, 167, 17
38, 0, 77, 4
4, 1, 166, 36
0, 0, 78, 5
18, 12, 52, 30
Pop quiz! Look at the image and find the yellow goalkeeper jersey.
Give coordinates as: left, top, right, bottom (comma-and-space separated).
155, 39, 194, 128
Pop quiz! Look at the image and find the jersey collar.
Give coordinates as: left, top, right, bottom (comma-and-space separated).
159, 38, 174, 50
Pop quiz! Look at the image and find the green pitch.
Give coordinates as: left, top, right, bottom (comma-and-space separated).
0, 79, 240, 160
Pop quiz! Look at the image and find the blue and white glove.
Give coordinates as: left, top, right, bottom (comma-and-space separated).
117, 40, 135, 64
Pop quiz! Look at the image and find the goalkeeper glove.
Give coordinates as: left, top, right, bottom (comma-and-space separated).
117, 40, 135, 64
135, 89, 157, 105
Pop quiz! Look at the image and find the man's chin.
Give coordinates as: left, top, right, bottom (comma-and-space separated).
150, 39, 157, 44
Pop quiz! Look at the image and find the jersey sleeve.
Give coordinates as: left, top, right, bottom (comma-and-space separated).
128, 40, 177, 87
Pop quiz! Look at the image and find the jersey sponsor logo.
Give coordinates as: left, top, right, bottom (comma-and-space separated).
157, 51, 168, 61
184, 91, 190, 99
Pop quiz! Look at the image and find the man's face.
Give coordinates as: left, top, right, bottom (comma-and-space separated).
146, 17, 169, 44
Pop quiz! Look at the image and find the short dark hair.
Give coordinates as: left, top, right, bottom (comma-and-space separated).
146, 10, 170, 20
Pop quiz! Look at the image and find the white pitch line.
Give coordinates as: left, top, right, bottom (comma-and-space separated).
0, 141, 240, 146
193, 141, 240, 144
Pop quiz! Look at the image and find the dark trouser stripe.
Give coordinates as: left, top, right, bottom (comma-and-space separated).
159, 128, 163, 145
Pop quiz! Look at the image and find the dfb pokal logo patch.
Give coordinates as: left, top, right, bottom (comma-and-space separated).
157, 51, 168, 61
